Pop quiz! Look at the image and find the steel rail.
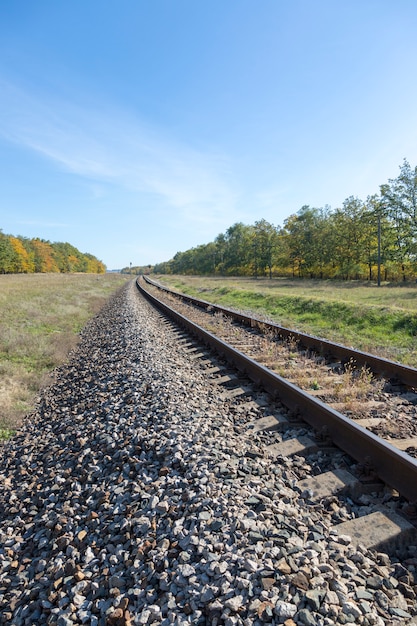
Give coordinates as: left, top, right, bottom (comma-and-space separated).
137, 276, 417, 503
142, 275, 417, 388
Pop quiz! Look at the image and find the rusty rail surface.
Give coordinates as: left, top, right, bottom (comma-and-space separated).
137, 276, 417, 503
142, 275, 417, 388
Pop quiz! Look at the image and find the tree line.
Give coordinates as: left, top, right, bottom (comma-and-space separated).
147, 159, 417, 282
0, 231, 106, 274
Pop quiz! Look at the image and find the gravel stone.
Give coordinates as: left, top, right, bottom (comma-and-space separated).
0, 280, 416, 625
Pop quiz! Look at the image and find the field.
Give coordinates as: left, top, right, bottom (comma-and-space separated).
2, 272, 416, 440
0, 273, 130, 438
155, 275, 417, 368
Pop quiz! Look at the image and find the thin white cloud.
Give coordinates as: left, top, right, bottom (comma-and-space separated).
0, 78, 240, 227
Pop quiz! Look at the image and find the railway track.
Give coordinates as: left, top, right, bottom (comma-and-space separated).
3, 280, 417, 624
140, 277, 417, 448
141, 276, 416, 387
137, 275, 417, 553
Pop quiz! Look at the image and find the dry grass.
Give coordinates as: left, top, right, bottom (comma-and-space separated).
156, 275, 417, 367
0, 273, 130, 437
145, 279, 390, 416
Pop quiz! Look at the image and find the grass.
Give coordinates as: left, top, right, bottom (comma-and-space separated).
0, 273, 130, 438
154, 275, 417, 368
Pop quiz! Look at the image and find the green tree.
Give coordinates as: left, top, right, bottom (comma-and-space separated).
330, 197, 370, 279
281, 207, 332, 278
381, 159, 417, 279
252, 219, 278, 278
214, 233, 227, 275
0, 232, 17, 273
223, 223, 253, 275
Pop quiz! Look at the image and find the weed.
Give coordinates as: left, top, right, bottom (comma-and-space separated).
330, 358, 381, 402
0, 428, 16, 441
156, 275, 417, 367
286, 335, 299, 353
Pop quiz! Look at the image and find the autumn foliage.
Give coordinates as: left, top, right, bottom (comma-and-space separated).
0, 232, 105, 274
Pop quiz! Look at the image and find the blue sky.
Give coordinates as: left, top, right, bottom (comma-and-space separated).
1, 1, 417, 270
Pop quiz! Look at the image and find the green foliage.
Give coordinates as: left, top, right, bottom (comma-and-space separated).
0, 428, 16, 441
381, 159, 417, 273
152, 160, 417, 283
0, 232, 17, 272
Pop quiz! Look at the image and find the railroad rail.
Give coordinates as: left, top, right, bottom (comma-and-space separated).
4, 279, 417, 623
142, 275, 417, 388
137, 276, 417, 507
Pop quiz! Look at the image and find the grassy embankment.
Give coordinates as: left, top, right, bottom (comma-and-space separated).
0, 273, 130, 440
155, 275, 417, 369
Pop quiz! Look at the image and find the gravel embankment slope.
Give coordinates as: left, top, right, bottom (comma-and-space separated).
0, 281, 416, 625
